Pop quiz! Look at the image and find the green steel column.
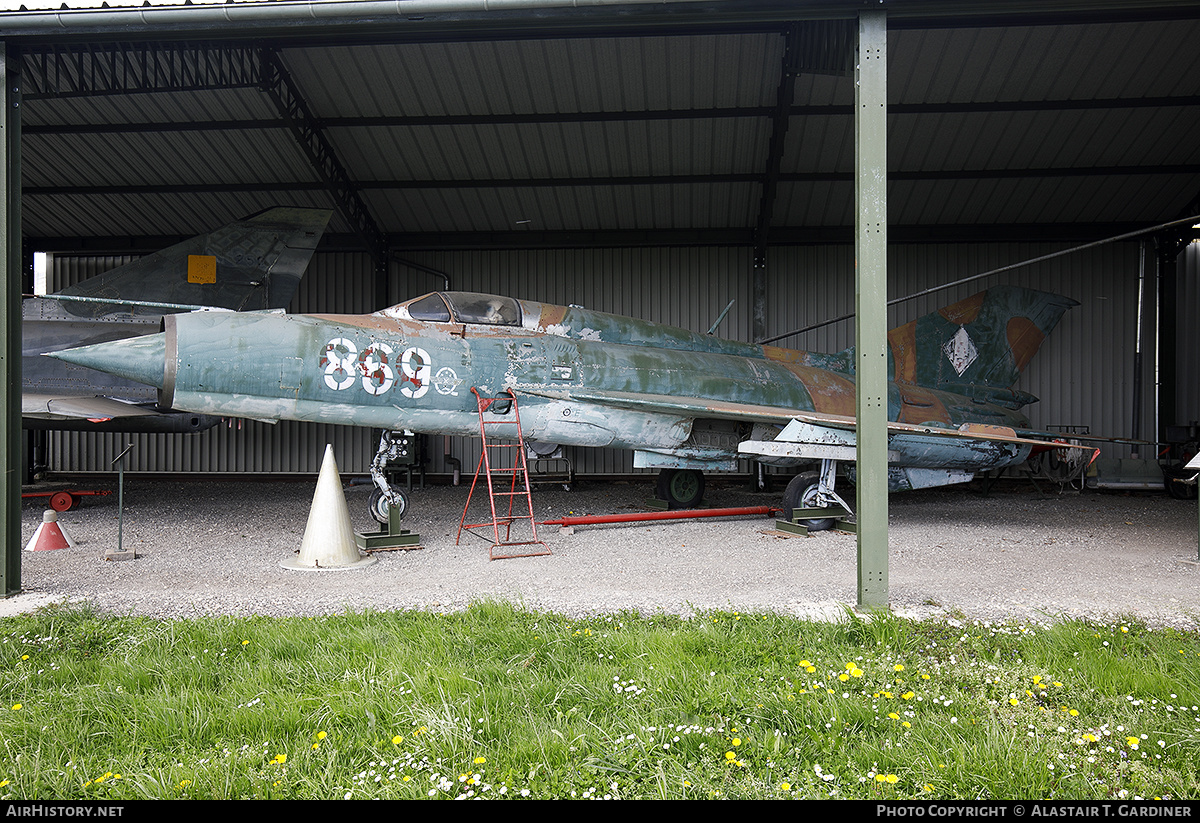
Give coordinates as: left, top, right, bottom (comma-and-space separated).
855, 12, 888, 609
1, 42, 21, 597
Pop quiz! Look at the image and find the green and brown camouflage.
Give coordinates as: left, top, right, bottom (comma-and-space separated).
50, 284, 1079, 496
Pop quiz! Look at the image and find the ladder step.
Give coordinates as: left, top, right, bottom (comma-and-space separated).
458, 388, 549, 560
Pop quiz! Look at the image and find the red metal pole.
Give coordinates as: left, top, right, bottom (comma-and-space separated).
541, 506, 781, 527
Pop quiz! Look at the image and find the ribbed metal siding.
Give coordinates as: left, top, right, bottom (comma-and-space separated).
47, 239, 1161, 474
1178, 241, 1200, 431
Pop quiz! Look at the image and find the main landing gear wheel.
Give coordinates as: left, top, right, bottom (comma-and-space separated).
368, 488, 409, 524
783, 471, 836, 532
656, 469, 705, 509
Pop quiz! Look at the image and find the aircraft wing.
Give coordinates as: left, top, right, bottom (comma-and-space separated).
517, 387, 1096, 449
514, 386, 803, 423
22, 393, 219, 433
23, 393, 160, 422
792, 411, 1099, 452
515, 386, 1098, 466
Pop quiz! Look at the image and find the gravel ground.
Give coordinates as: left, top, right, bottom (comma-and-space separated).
8, 475, 1200, 628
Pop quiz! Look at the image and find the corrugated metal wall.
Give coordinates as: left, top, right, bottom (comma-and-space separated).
1179, 240, 1200, 433
46, 237, 1176, 476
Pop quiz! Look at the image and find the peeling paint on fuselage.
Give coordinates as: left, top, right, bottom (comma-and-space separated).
160, 292, 1033, 468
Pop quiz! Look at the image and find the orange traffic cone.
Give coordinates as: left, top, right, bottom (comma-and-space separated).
25, 509, 73, 551
282, 444, 376, 571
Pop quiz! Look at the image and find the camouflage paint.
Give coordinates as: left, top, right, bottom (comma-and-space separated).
51, 285, 1075, 479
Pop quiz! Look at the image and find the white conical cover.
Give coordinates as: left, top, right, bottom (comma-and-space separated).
283, 445, 375, 571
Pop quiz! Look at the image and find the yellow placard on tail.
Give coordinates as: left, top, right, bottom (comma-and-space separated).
187, 254, 216, 284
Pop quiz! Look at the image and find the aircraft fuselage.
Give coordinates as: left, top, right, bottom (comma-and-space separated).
146, 292, 1032, 473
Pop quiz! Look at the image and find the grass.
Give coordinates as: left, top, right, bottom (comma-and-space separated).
1, 601, 1198, 799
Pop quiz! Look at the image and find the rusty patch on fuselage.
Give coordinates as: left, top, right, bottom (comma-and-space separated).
887, 321, 918, 384
537, 305, 569, 329
782, 363, 856, 416
938, 292, 985, 326
1006, 316, 1046, 373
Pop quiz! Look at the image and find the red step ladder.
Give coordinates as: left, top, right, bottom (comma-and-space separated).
457, 388, 550, 560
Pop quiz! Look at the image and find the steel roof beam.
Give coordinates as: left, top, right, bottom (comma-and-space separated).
25, 162, 1200, 197
27, 222, 1158, 253
25, 95, 1200, 137
21, 41, 260, 100
1, 1, 1197, 44
257, 48, 386, 263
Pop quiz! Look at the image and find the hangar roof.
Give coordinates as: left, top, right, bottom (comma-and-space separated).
4, 0, 1200, 252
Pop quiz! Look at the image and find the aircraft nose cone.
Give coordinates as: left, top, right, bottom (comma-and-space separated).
47, 332, 167, 389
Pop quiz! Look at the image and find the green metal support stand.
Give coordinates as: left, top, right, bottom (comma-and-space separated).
355, 503, 422, 552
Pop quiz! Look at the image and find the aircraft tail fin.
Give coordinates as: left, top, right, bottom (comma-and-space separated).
888, 285, 1077, 409
54, 207, 333, 318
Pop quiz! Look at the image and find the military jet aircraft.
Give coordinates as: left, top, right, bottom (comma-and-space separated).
48, 281, 1090, 527
24, 206, 332, 432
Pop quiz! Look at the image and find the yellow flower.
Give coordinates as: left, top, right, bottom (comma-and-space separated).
901, 691, 914, 700
474, 756, 486, 764
725, 751, 736, 761
731, 738, 741, 746
392, 735, 403, 745
780, 781, 791, 791
894, 664, 905, 672
1009, 698, 1019, 706
317, 731, 327, 740
851, 667, 863, 678
270, 753, 287, 765
1126, 737, 1140, 749
886, 775, 899, 784
1069, 709, 1079, 717
888, 712, 900, 720
241, 640, 250, 646
10, 704, 20, 711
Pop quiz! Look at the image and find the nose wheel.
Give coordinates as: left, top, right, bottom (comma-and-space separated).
368, 487, 409, 524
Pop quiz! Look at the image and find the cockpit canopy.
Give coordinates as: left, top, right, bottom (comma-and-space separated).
400, 292, 523, 326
